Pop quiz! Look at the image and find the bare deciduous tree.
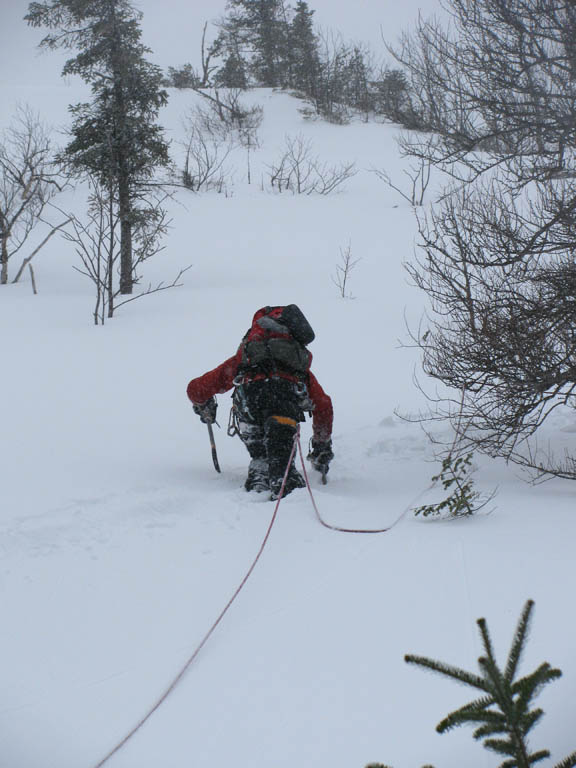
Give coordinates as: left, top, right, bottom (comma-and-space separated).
371, 157, 432, 206
199, 22, 223, 87
390, 0, 576, 479
390, 0, 576, 185
332, 241, 360, 299
184, 90, 262, 185
61, 180, 187, 324
0, 105, 65, 285
407, 181, 576, 476
192, 89, 262, 140
268, 133, 356, 195
181, 120, 233, 194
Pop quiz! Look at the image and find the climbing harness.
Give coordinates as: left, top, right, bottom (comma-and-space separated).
91, 428, 418, 767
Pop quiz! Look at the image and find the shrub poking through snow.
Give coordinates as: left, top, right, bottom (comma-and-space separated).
414, 452, 490, 519
268, 134, 356, 195
332, 241, 360, 299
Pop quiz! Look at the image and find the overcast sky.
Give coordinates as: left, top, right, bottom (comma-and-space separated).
0, 0, 440, 90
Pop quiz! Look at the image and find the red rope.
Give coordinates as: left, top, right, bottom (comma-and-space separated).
92, 431, 414, 767
92, 437, 298, 768
296, 436, 409, 534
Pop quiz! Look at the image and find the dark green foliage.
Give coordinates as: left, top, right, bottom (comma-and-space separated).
222, 0, 289, 87
404, 600, 576, 768
366, 763, 435, 768
311, 35, 374, 123
165, 63, 201, 89
414, 452, 485, 518
26, 0, 170, 295
340, 44, 373, 114
64, 94, 168, 183
216, 0, 390, 124
214, 51, 248, 89
555, 755, 576, 768
26, 0, 169, 181
373, 69, 419, 126
287, 1, 320, 95
365, 764, 395, 768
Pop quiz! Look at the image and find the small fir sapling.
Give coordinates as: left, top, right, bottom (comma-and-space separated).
406, 601, 575, 768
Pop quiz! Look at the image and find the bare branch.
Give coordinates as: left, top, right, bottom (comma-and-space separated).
268, 134, 356, 195
12, 217, 71, 283
114, 265, 192, 309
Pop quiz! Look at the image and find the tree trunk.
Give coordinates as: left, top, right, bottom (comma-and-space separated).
29, 263, 37, 295
118, 167, 133, 295
1, 235, 8, 284
109, 0, 133, 296
107, 180, 115, 317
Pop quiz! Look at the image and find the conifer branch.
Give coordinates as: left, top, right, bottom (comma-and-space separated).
436, 695, 498, 734
554, 751, 576, 768
504, 599, 534, 683
404, 655, 488, 691
401, 601, 573, 768
472, 713, 509, 739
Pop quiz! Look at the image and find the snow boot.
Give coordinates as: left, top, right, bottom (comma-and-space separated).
245, 458, 269, 493
270, 464, 306, 500
266, 415, 302, 500
270, 465, 305, 500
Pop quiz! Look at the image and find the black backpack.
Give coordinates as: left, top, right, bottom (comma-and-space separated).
240, 305, 315, 376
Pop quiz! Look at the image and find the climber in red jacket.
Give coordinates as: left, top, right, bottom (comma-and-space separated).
187, 305, 333, 500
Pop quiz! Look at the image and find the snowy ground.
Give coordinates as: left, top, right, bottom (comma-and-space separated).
1, 85, 575, 768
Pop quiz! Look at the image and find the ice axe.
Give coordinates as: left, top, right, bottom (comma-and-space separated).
207, 422, 221, 473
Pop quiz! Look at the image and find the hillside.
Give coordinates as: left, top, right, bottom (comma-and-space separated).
1, 86, 575, 768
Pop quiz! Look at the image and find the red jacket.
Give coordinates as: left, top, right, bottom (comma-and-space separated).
187, 347, 333, 442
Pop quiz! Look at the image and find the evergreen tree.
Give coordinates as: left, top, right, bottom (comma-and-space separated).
25, 0, 169, 295
214, 51, 248, 89
165, 63, 201, 89
373, 69, 416, 126
287, 1, 320, 96
314, 32, 354, 123
342, 44, 373, 115
222, 0, 289, 87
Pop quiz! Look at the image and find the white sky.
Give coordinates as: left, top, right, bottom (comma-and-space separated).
0, 0, 440, 91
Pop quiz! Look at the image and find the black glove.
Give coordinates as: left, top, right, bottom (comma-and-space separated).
308, 439, 334, 475
193, 396, 217, 424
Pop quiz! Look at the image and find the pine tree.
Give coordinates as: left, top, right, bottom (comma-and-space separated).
25, 0, 169, 295
287, 1, 320, 96
374, 69, 415, 125
214, 51, 248, 89
222, 0, 289, 87
342, 44, 372, 115
166, 63, 201, 89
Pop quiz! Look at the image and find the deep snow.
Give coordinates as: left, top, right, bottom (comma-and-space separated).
1, 81, 575, 768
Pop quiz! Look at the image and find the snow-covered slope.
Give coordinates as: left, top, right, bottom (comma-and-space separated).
1, 86, 574, 768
